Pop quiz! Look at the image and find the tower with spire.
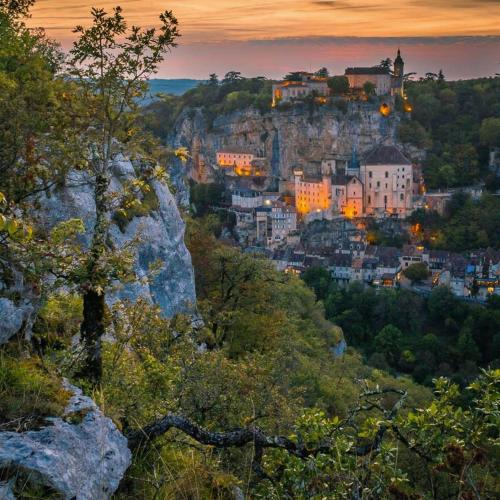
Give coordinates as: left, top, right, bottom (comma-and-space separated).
391, 48, 405, 96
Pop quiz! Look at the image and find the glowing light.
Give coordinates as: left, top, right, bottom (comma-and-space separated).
403, 101, 413, 113
379, 103, 391, 117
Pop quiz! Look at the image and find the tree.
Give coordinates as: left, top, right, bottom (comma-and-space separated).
379, 58, 392, 70
373, 324, 402, 365
479, 117, 500, 146
222, 71, 242, 84
438, 164, 456, 188
397, 121, 432, 148
314, 67, 329, 78
363, 81, 376, 96
208, 73, 218, 85
302, 266, 332, 301
327, 75, 349, 94
403, 262, 430, 284
67, 6, 180, 383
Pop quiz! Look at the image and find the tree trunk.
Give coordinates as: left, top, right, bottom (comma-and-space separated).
79, 170, 109, 383
80, 289, 105, 383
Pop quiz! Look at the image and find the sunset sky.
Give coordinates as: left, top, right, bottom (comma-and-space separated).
28, 0, 500, 79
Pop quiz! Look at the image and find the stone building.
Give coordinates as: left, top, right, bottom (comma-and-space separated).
294, 168, 332, 216
256, 201, 297, 247
360, 144, 413, 218
345, 49, 405, 96
272, 72, 329, 106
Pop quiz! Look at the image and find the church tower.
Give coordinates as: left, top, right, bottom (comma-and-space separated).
394, 48, 404, 78
392, 48, 404, 96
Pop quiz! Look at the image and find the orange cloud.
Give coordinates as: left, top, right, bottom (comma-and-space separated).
28, 0, 500, 45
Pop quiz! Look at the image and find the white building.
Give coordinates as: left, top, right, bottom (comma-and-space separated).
361, 145, 413, 218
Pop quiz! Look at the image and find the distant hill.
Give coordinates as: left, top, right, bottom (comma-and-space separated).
140, 79, 203, 105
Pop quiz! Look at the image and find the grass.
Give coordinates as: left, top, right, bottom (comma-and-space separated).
0, 351, 70, 432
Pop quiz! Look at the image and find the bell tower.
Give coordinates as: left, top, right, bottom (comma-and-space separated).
394, 48, 404, 78
393, 48, 404, 96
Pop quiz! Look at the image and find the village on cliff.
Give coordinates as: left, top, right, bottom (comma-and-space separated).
187, 50, 500, 301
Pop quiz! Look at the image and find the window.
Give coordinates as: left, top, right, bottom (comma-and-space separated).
385, 183, 388, 189
400, 193, 404, 201
384, 195, 387, 205
368, 195, 371, 204
377, 181, 380, 187
369, 171, 372, 178
385, 171, 389, 178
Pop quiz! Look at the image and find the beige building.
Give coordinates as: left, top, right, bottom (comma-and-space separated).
272, 72, 329, 106
331, 175, 364, 218
361, 145, 413, 218
217, 150, 254, 168
345, 49, 405, 97
294, 168, 332, 216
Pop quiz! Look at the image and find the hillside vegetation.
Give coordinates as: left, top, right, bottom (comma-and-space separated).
0, 3, 498, 499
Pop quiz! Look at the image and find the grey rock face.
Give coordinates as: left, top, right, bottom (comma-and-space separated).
36, 155, 197, 317
0, 382, 131, 500
0, 270, 38, 345
170, 102, 409, 184
0, 298, 24, 345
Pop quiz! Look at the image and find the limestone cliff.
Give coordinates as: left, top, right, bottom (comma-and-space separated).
168, 100, 407, 187
0, 155, 197, 344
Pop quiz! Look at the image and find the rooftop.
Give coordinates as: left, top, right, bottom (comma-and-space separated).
363, 145, 411, 166
345, 66, 390, 76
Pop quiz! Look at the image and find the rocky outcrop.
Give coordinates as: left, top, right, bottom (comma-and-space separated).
0, 269, 38, 345
0, 156, 197, 345
37, 155, 197, 318
169, 100, 406, 187
0, 382, 131, 499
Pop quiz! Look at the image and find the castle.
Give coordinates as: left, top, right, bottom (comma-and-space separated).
345, 49, 405, 97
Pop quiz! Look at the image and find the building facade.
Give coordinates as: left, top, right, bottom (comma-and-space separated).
272, 72, 329, 106
345, 49, 404, 96
256, 201, 297, 247
294, 168, 332, 216
360, 145, 413, 218
217, 150, 254, 168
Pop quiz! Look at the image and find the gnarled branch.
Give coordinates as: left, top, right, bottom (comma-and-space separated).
127, 388, 408, 462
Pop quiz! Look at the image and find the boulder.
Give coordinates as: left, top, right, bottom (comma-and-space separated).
0, 382, 131, 499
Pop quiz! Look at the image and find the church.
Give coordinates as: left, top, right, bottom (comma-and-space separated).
345, 49, 405, 97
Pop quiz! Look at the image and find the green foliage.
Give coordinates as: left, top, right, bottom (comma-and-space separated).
142, 75, 274, 135
410, 193, 500, 251
258, 370, 499, 499
402, 262, 430, 283
327, 75, 349, 94
397, 120, 432, 148
480, 116, 500, 146
112, 181, 160, 232
307, 276, 499, 386
189, 181, 226, 217
403, 77, 500, 189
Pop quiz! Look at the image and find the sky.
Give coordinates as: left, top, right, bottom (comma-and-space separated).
28, 0, 500, 79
